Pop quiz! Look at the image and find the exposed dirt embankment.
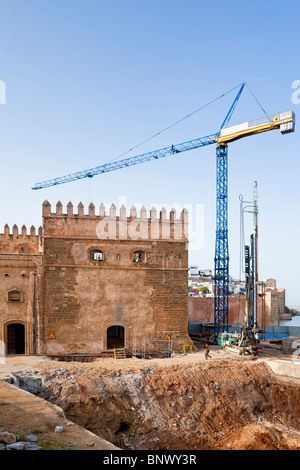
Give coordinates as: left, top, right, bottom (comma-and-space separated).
3, 353, 300, 450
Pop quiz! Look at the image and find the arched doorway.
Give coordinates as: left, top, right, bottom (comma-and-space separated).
107, 325, 125, 349
7, 323, 25, 355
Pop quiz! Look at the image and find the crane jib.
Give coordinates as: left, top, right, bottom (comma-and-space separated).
32, 83, 247, 190
32, 133, 219, 190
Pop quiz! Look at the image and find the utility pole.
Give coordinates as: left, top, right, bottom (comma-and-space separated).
252, 180, 259, 348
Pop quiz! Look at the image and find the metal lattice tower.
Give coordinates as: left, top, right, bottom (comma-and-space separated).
214, 144, 229, 338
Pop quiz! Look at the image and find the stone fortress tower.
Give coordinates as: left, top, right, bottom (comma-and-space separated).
0, 200, 191, 357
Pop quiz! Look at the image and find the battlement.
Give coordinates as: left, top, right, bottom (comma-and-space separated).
0, 224, 42, 254
42, 201, 188, 242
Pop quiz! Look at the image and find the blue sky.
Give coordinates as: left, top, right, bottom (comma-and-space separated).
0, 0, 299, 305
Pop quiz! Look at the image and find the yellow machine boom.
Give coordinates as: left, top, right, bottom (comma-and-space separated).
217, 110, 295, 145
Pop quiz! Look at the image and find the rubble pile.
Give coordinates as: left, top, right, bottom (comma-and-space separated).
3, 352, 300, 450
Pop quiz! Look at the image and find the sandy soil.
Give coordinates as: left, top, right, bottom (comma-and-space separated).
0, 347, 299, 451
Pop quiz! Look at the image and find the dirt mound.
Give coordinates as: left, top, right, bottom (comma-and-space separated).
223, 422, 300, 450
2, 352, 300, 450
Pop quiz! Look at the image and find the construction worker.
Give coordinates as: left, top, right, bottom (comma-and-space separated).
205, 343, 211, 360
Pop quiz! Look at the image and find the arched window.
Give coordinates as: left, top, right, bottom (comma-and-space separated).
91, 250, 103, 262
133, 251, 146, 263
7, 289, 23, 303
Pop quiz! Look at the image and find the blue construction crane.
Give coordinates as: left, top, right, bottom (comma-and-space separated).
32, 84, 295, 339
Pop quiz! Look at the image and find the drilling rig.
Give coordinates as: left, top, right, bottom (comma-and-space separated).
218, 181, 260, 356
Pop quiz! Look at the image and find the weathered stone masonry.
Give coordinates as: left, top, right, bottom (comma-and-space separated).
0, 201, 191, 356
0, 225, 42, 355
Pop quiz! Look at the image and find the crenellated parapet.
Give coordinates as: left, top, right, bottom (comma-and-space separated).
42, 200, 188, 242
0, 224, 43, 254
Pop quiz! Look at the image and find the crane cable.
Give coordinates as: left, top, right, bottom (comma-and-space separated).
245, 83, 271, 122
103, 82, 270, 166
104, 83, 245, 165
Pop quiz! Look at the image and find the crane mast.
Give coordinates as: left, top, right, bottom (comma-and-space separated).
214, 144, 229, 337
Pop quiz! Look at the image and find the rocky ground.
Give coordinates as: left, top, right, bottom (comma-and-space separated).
0, 346, 300, 451
0, 378, 118, 451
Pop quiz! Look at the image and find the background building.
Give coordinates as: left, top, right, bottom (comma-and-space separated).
187, 269, 286, 327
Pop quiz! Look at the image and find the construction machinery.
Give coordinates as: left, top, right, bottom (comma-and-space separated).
31, 84, 295, 339
218, 180, 260, 356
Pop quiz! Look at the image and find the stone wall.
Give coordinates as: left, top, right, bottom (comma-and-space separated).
188, 297, 247, 325
0, 224, 42, 254
40, 201, 191, 354
188, 292, 282, 327
0, 253, 42, 354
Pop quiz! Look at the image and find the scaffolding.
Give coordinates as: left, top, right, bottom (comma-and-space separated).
141, 337, 173, 359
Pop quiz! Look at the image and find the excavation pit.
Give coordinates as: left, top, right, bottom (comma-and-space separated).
1, 351, 300, 450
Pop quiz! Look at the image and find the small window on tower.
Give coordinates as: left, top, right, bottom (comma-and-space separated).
92, 251, 103, 262
7, 290, 23, 302
133, 251, 146, 263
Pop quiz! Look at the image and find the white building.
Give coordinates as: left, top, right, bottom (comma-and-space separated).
188, 265, 199, 277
